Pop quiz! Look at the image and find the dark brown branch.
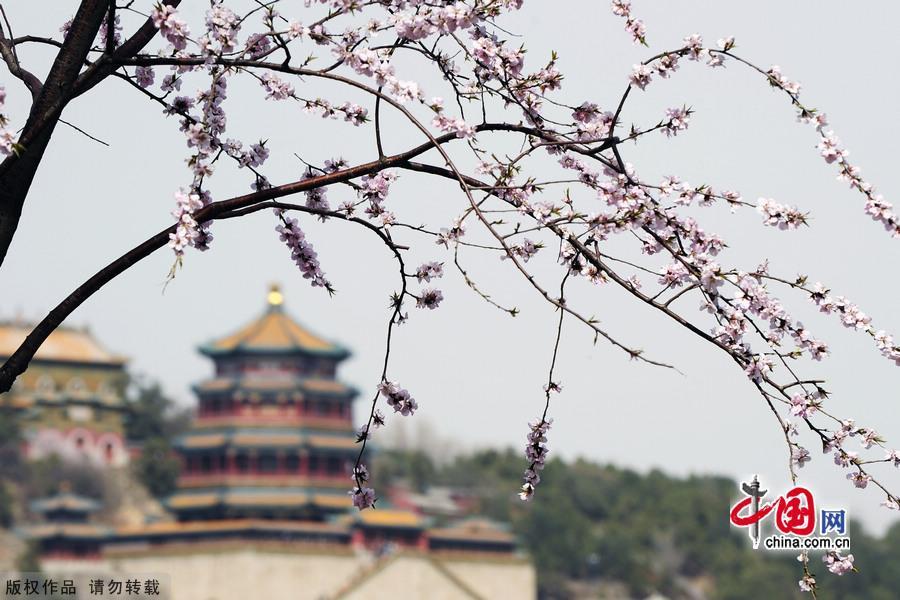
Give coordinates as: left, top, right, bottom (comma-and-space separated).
0, 0, 109, 267
12, 35, 64, 49
105, 0, 115, 55
0, 128, 478, 393
58, 118, 110, 146
0, 5, 43, 100
0, 1, 182, 269
72, 0, 182, 98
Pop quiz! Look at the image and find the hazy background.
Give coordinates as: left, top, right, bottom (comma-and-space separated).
2, 1, 898, 535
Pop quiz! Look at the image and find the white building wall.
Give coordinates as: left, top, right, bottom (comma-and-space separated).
41, 548, 536, 600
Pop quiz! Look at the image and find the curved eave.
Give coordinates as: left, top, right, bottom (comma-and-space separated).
165, 490, 351, 511
0, 324, 128, 367
175, 431, 359, 452
427, 530, 517, 544
30, 395, 126, 409
30, 495, 102, 514
17, 524, 113, 540
300, 378, 358, 398
110, 519, 352, 544
353, 510, 426, 530
197, 343, 351, 360
0, 355, 128, 369
191, 378, 358, 399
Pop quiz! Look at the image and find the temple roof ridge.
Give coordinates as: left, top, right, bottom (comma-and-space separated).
0, 320, 126, 366
198, 284, 350, 359
30, 490, 102, 515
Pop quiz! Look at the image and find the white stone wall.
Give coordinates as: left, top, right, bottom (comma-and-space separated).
343, 555, 537, 600
441, 558, 537, 600
41, 547, 536, 600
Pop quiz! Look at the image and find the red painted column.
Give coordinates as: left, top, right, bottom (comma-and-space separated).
300, 452, 309, 477
351, 529, 365, 549
417, 532, 429, 552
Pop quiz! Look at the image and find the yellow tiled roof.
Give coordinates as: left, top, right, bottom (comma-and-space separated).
312, 494, 353, 509
167, 494, 220, 508
225, 493, 308, 507
306, 435, 357, 450
232, 433, 303, 447
169, 492, 352, 510
0, 323, 126, 365
180, 434, 227, 449
240, 378, 298, 390
179, 431, 355, 450
302, 379, 349, 393
114, 519, 348, 537
201, 289, 346, 357
356, 509, 423, 528
177, 474, 348, 490
4, 396, 32, 408
428, 519, 515, 543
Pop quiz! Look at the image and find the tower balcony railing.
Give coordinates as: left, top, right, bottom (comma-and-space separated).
193, 411, 351, 430
176, 471, 351, 488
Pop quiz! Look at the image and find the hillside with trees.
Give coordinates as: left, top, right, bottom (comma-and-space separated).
377, 448, 900, 599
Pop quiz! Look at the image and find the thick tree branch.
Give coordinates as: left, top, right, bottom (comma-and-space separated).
0, 128, 482, 393
0, 7, 42, 100
0, 1, 181, 269
0, 0, 108, 267
73, 0, 182, 98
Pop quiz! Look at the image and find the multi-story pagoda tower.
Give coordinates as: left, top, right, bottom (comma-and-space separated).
27, 287, 535, 600
168, 285, 359, 521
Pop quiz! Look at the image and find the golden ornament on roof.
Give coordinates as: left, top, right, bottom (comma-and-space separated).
267, 284, 284, 306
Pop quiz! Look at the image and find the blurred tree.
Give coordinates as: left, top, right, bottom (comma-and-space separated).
24, 456, 107, 501
372, 449, 436, 494
124, 379, 190, 443
0, 406, 22, 481
123, 379, 186, 498
15, 540, 41, 574
373, 446, 900, 600
0, 481, 13, 527
134, 437, 180, 498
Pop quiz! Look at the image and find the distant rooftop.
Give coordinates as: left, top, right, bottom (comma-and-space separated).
199, 284, 349, 359
30, 485, 102, 516
0, 321, 126, 366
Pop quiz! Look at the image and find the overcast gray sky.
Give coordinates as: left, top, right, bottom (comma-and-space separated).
2, 2, 898, 534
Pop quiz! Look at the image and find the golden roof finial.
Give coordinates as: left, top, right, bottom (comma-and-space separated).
267, 284, 284, 307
